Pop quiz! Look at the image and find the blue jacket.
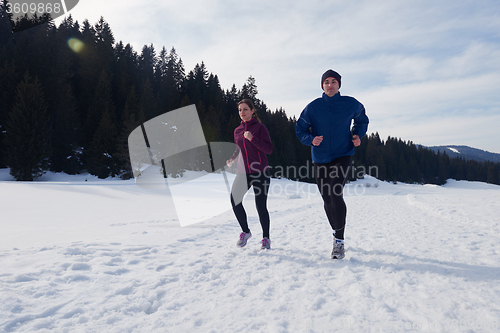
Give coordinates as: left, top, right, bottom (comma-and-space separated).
296, 92, 369, 163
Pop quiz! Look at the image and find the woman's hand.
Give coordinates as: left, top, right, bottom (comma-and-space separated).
244, 131, 253, 141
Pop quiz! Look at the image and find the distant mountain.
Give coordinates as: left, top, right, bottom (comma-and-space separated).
426, 145, 500, 163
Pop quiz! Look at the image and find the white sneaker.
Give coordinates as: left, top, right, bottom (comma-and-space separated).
237, 232, 252, 247
331, 239, 345, 259
261, 237, 271, 250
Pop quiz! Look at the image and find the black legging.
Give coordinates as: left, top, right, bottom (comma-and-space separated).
314, 155, 352, 240
230, 171, 271, 239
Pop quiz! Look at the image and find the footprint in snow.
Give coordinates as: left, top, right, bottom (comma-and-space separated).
104, 268, 130, 275
66, 274, 91, 282
71, 263, 91, 271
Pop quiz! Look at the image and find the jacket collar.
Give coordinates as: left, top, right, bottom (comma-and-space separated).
241, 117, 258, 125
322, 92, 341, 103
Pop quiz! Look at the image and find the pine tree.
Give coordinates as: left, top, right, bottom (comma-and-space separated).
41, 17, 83, 174
76, 19, 100, 124
206, 74, 223, 111
3, 72, 51, 180
139, 79, 159, 120
365, 132, 383, 166
50, 81, 82, 174
156, 47, 184, 112
85, 69, 115, 143
169, 48, 185, 92
222, 84, 240, 138
115, 86, 143, 179
186, 62, 209, 105
0, 61, 18, 167
486, 163, 499, 184
114, 42, 140, 113
94, 16, 115, 72
0, 0, 13, 47
139, 43, 156, 90
240, 76, 258, 100
86, 110, 117, 178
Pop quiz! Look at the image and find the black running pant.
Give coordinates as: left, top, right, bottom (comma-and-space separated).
230, 171, 271, 239
314, 156, 352, 240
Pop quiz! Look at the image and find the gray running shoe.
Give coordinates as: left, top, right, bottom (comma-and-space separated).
237, 232, 252, 247
331, 239, 345, 259
261, 237, 271, 250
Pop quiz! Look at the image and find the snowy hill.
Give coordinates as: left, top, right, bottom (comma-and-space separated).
427, 145, 500, 163
1, 169, 499, 332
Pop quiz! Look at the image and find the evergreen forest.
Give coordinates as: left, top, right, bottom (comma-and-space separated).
1, 7, 499, 185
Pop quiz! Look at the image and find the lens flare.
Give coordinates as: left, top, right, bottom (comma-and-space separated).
67, 38, 85, 53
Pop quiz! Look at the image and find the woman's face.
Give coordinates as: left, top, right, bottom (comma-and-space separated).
238, 103, 254, 122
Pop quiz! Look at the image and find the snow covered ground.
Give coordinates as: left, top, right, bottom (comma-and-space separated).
1, 168, 499, 332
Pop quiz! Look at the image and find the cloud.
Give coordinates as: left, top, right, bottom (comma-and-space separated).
55, 0, 500, 153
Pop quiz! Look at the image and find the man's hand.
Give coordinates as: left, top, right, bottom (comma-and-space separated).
312, 136, 323, 146
352, 135, 361, 147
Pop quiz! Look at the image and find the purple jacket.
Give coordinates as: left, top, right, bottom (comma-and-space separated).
231, 118, 273, 174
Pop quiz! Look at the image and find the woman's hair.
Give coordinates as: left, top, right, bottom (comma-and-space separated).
238, 99, 261, 122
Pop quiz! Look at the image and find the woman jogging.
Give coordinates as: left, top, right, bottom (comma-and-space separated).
227, 99, 273, 250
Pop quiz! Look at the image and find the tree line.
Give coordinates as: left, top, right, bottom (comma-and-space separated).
354, 134, 500, 185
1, 9, 499, 185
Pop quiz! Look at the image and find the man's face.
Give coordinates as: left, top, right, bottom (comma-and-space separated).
323, 77, 339, 97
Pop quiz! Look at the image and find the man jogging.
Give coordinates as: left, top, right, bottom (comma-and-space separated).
296, 69, 369, 259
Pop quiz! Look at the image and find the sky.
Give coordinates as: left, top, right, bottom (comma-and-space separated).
53, 0, 500, 154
